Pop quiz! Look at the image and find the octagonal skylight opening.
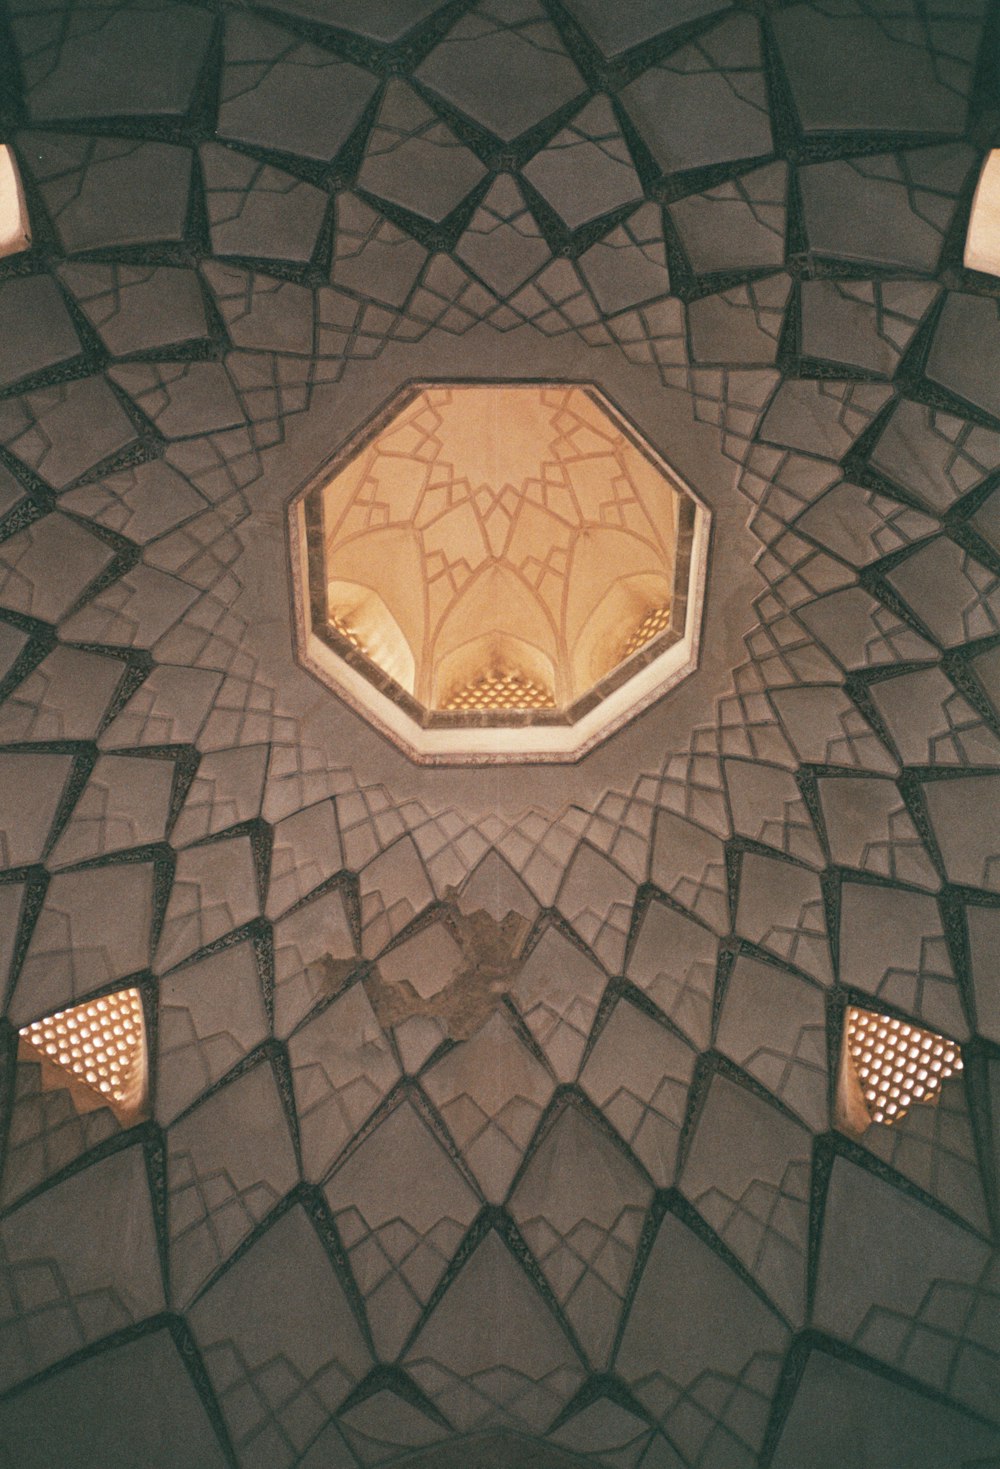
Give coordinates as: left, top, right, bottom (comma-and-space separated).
289, 383, 709, 763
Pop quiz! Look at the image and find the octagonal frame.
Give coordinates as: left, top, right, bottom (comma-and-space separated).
287, 379, 711, 764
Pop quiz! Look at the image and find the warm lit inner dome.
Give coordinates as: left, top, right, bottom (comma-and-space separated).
319, 385, 687, 714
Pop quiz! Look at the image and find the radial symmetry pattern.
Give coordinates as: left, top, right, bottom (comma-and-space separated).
292, 383, 704, 759
1, 1, 1000, 1467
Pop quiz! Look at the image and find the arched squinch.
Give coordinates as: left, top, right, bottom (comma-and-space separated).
563, 528, 674, 678
0, 145, 31, 258
570, 570, 674, 692
435, 632, 557, 710
429, 561, 561, 706
326, 527, 426, 673
327, 579, 417, 694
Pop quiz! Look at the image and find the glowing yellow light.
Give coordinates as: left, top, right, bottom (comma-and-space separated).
19, 988, 147, 1124
844, 1006, 962, 1128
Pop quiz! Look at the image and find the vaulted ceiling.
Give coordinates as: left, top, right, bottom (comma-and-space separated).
0, 2, 999, 1467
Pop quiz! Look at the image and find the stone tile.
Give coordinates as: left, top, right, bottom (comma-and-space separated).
818, 775, 938, 889
422, 1011, 555, 1201
0, 645, 124, 743
0, 513, 113, 624
773, 1, 980, 135
288, 981, 399, 1180
560, 0, 724, 58
923, 773, 1000, 892
839, 880, 964, 1037
687, 274, 791, 366
403, 1230, 584, 1434
324, 1098, 480, 1357
0, 275, 80, 387
869, 665, 1000, 767
219, 14, 377, 162
156, 834, 261, 972
201, 142, 328, 263
968, 904, 1000, 1044
272, 886, 356, 1037
156, 940, 270, 1124
512, 922, 606, 1081
356, 80, 487, 223
1, 1058, 119, 1208
1, 377, 137, 490
331, 192, 429, 308
577, 203, 671, 316
522, 95, 643, 231
0, 751, 71, 868
273, 0, 443, 41
189, 1205, 372, 1469
59, 263, 208, 356
724, 757, 823, 866
622, 15, 771, 176
800, 279, 939, 378
888, 538, 1000, 648
626, 897, 718, 1049
20, 132, 192, 251
168, 1059, 299, 1304
110, 361, 244, 440
171, 745, 268, 846
62, 460, 208, 546
455, 175, 549, 296
0, 1145, 162, 1390
579, 999, 696, 1185
716, 954, 827, 1130
862, 1073, 987, 1232
616, 1210, 788, 1465
799, 145, 974, 271
735, 852, 832, 985
668, 162, 786, 274
11, 861, 155, 1024
17, 1, 213, 122
415, 0, 586, 142
870, 398, 1000, 513
509, 1103, 652, 1366
927, 290, 1000, 420
50, 753, 175, 867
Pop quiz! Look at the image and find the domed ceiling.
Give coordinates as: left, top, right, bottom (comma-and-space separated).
0, 2, 999, 1467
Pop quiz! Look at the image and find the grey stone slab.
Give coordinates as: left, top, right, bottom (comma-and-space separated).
219, 15, 377, 163
0, 513, 113, 623
356, 80, 487, 223
800, 279, 938, 378
795, 483, 937, 571
923, 773, 1000, 892
189, 1205, 372, 1468
888, 537, 1000, 647
267, 0, 443, 41
455, 175, 550, 295
649, 806, 730, 934
579, 999, 696, 1185
626, 897, 718, 1048
927, 291, 1000, 420
204, 261, 314, 356
799, 145, 974, 271
171, 744, 268, 846
59, 263, 208, 356
0, 644, 124, 743
869, 664, 1000, 767
49, 753, 175, 867
0, 275, 80, 387
415, 0, 586, 142
288, 981, 399, 1180
560, 0, 727, 57
687, 274, 790, 366
324, 1098, 480, 1357
18, 2, 213, 122
616, 1209, 788, 1460
157, 940, 269, 1124
20, 132, 192, 251
265, 799, 343, 918
168, 1060, 299, 1304
622, 15, 772, 176
422, 1010, 554, 1200
509, 1103, 652, 1366
403, 1229, 584, 1434
838, 880, 964, 1036
871, 397, 1000, 513
818, 774, 939, 888
771, 1347, 1000, 1469
58, 562, 199, 649
522, 95, 643, 231
735, 851, 833, 985
61, 460, 207, 546
273, 886, 356, 1037
0, 1145, 162, 1391
340, 1387, 446, 1460
511, 921, 606, 1080
758, 377, 892, 459
1, 377, 137, 490
110, 361, 244, 439
156, 834, 261, 972
332, 192, 429, 307
0, 751, 72, 867
773, 1, 979, 135
668, 162, 786, 274
724, 757, 823, 866
0, 1328, 228, 1469
577, 202, 670, 316
201, 142, 328, 263
680, 1072, 811, 1320
967, 904, 1000, 1044
717, 954, 827, 1130
11, 861, 155, 1024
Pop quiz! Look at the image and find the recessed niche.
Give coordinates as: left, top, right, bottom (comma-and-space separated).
288, 382, 709, 763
